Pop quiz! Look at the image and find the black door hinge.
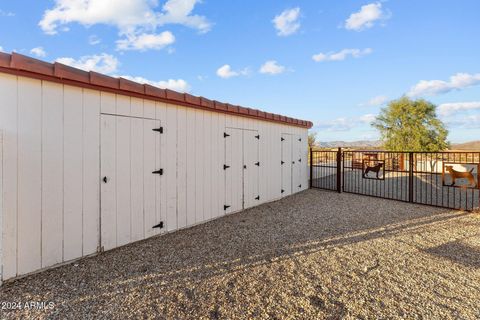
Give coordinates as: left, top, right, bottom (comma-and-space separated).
298, 184, 302, 188
281, 189, 285, 193
224, 205, 230, 210
298, 158, 302, 162
152, 169, 164, 175
255, 162, 260, 166
255, 135, 260, 139
281, 137, 285, 141
224, 132, 230, 138
153, 221, 164, 229
281, 161, 285, 165
255, 195, 260, 200
152, 127, 163, 133
223, 164, 230, 170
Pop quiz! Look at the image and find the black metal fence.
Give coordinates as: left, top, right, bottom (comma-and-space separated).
310, 148, 480, 211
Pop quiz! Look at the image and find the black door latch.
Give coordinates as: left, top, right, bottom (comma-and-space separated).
152, 169, 163, 175
153, 222, 164, 229
103, 176, 108, 183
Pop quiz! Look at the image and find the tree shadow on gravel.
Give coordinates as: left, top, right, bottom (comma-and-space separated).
0, 189, 476, 318
424, 239, 480, 268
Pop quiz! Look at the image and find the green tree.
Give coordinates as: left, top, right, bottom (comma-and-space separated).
308, 132, 317, 149
372, 97, 449, 151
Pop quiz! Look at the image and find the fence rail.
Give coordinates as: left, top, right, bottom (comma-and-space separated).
310, 148, 480, 211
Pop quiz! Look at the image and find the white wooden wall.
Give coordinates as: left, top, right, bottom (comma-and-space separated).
0, 73, 308, 281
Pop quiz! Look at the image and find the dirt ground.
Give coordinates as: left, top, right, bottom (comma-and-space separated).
1, 189, 480, 319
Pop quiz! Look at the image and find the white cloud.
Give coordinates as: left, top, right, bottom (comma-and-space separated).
0, 46, 3, 52
408, 73, 480, 97
39, 0, 210, 51
116, 31, 175, 51
30, 47, 47, 57
359, 113, 376, 124
345, 2, 388, 31
437, 101, 480, 117
0, 10, 15, 17
259, 60, 286, 75
316, 118, 355, 132
273, 7, 301, 36
40, 0, 210, 34
121, 75, 190, 92
316, 114, 376, 131
444, 115, 480, 129
361, 95, 388, 107
158, 0, 211, 33
216, 64, 249, 79
88, 35, 101, 45
56, 53, 119, 74
313, 48, 372, 62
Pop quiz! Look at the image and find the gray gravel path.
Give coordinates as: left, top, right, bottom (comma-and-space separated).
1, 189, 480, 319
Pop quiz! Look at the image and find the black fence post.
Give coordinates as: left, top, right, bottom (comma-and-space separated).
337, 147, 342, 193
309, 148, 313, 189
408, 152, 414, 202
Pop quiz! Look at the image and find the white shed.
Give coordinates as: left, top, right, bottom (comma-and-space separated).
0, 53, 312, 282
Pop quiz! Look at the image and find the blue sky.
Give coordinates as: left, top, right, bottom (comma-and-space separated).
1, 0, 479, 143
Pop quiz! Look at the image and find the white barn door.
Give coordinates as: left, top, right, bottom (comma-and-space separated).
281, 134, 292, 196
224, 128, 243, 214
243, 130, 260, 209
292, 135, 302, 193
100, 114, 162, 251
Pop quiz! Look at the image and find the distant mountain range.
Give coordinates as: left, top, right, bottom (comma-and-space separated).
316, 140, 480, 150
317, 140, 382, 148
451, 140, 480, 150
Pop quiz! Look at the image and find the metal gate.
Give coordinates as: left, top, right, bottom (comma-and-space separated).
311, 148, 480, 211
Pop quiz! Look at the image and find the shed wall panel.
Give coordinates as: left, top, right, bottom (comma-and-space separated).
63, 86, 84, 261
130, 118, 144, 242
41, 82, 64, 267
194, 111, 204, 223
185, 109, 196, 226
177, 107, 187, 229
0, 74, 18, 279
17, 78, 42, 275
82, 89, 100, 255
165, 106, 177, 231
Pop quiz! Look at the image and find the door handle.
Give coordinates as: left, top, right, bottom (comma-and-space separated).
103, 176, 108, 183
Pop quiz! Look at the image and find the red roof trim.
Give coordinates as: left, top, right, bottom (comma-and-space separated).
214, 101, 228, 111
54, 62, 90, 83
185, 93, 201, 105
90, 71, 119, 89
11, 52, 54, 76
144, 84, 166, 98
238, 106, 249, 115
0, 52, 12, 67
119, 78, 144, 94
0, 52, 313, 129
200, 97, 214, 109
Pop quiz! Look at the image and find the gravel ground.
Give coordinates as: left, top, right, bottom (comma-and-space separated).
1, 189, 480, 319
